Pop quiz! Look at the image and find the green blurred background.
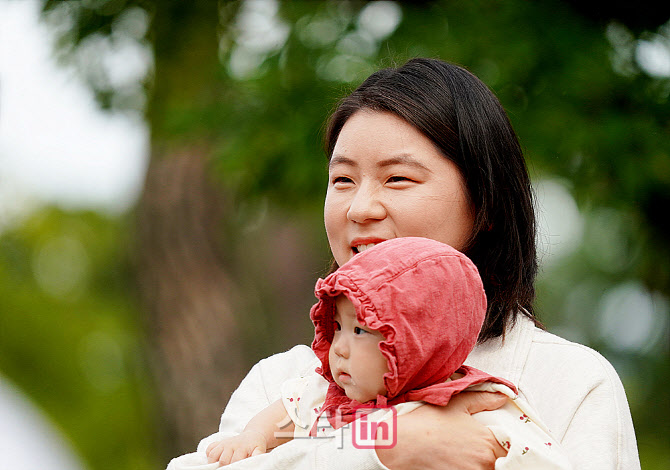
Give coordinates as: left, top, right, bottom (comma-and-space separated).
0, 0, 668, 469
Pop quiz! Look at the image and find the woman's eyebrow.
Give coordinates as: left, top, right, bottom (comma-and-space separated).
329, 155, 356, 169
329, 154, 430, 171
378, 154, 430, 171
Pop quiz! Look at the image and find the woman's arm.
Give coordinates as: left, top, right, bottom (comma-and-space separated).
520, 334, 641, 469
471, 392, 573, 469
553, 353, 640, 469
195, 348, 511, 470
376, 392, 508, 470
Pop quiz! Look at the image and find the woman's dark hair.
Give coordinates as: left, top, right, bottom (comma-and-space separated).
324, 57, 541, 342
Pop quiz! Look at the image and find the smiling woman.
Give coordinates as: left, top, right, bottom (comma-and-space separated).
323, 59, 539, 343
168, 57, 641, 470
324, 110, 474, 267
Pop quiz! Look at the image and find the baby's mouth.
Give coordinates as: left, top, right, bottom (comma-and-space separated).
337, 372, 354, 385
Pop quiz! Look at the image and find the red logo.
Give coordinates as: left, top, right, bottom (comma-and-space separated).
351, 406, 397, 449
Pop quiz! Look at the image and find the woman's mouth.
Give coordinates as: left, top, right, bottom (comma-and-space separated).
353, 243, 377, 254
351, 239, 388, 254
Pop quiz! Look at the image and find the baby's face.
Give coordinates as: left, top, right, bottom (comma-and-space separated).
328, 295, 389, 403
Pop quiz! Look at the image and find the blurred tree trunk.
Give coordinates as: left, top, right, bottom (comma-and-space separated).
137, 149, 245, 454
136, 0, 245, 455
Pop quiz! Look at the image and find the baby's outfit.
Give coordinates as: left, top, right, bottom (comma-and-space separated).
280, 371, 570, 468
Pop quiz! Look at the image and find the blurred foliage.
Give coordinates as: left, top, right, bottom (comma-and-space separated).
0, 0, 667, 468
0, 208, 158, 470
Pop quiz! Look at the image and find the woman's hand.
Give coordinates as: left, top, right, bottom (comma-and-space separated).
376, 392, 508, 470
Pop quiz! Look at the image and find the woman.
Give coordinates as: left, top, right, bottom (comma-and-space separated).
195, 58, 639, 469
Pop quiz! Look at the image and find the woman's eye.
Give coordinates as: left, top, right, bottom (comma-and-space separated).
386, 176, 412, 183
353, 326, 368, 335
331, 176, 353, 185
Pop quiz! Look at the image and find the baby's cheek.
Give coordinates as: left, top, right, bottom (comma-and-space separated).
376, 376, 388, 397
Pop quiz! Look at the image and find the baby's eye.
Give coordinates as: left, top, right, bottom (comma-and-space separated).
333, 321, 341, 331
353, 326, 368, 335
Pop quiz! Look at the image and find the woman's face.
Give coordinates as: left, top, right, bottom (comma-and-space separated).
325, 110, 475, 267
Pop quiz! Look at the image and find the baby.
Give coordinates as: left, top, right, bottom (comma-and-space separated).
170, 237, 571, 469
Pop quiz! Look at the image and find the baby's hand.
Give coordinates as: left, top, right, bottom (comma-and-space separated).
205, 431, 267, 466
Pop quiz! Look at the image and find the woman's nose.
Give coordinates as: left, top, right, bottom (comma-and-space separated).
346, 184, 386, 223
